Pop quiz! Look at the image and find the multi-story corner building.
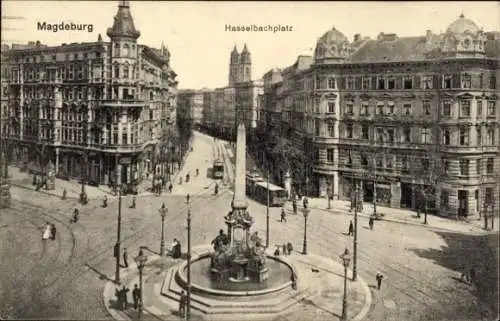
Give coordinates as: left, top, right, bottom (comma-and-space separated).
260, 68, 283, 130
260, 14, 499, 218
3, 0, 178, 186
177, 89, 205, 127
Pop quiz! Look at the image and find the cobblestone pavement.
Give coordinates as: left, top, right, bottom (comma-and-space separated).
1, 132, 498, 321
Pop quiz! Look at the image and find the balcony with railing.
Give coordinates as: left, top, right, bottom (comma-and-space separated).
101, 99, 147, 108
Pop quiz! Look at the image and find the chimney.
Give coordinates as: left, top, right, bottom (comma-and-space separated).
354, 34, 361, 42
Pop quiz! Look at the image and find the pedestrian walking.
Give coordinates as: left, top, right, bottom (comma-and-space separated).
179, 290, 187, 317
469, 267, 477, 285
50, 223, 56, 241
287, 242, 294, 255
280, 208, 287, 223
274, 245, 280, 256
132, 284, 141, 310
120, 285, 130, 310
369, 216, 374, 230
348, 220, 354, 236
168, 182, 173, 193
282, 243, 287, 255
460, 266, 470, 284
42, 222, 51, 241
129, 196, 136, 209
62, 188, 67, 200
376, 271, 384, 290
292, 199, 297, 215
123, 248, 129, 268
72, 208, 79, 223
115, 287, 123, 310
102, 195, 108, 208
302, 196, 308, 209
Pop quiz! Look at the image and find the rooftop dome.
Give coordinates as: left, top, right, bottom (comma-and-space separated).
446, 14, 480, 34
318, 26, 348, 44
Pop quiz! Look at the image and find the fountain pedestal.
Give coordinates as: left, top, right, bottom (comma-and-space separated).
229, 257, 249, 283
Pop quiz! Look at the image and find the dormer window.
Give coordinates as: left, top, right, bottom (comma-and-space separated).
463, 38, 470, 49
123, 44, 130, 57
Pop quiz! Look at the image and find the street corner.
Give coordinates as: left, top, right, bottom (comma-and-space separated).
285, 253, 372, 321
102, 254, 178, 321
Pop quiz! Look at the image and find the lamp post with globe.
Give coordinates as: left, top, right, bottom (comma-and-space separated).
340, 248, 351, 321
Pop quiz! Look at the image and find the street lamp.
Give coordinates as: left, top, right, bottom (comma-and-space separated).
340, 248, 351, 321
186, 193, 192, 320
352, 184, 360, 281
302, 205, 310, 255
134, 250, 148, 319
266, 165, 270, 249
159, 203, 168, 255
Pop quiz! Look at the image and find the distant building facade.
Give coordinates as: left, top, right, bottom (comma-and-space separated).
177, 89, 205, 127
259, 15, 499, 218
185, 44, 262, 139
3, 0, 178, 186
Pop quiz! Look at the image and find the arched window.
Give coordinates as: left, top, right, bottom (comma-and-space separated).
114, 43, 120, 56
123, 44, 130, 57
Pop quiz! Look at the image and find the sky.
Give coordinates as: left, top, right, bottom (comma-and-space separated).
2, 1, 499, 90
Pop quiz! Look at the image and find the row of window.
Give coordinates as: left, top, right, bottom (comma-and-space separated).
342, 100, 497, 117
327, 150, 495, 176
16, 51, 103, 64
341, 124, 497, 146
312, 73, 496, 90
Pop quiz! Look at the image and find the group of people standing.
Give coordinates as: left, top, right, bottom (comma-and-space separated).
42, 222, 57, 241
115, 284, 141, 311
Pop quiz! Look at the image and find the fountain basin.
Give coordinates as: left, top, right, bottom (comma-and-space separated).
176, 250, 295, 296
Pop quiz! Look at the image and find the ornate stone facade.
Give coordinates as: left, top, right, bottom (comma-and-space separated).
259, 15, 499, 218
3, 1, 178, 186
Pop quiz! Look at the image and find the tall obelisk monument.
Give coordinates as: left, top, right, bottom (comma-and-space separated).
232, 123, 248, 210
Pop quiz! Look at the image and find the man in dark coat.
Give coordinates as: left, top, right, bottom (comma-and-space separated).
369, 216, 374, 230
292, 199, 297, 214
348, 220, 354, 236
179, 290, 187, 317
120, 285, 130, 310
132, 284, 141, 310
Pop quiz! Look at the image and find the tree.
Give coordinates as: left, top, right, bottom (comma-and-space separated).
411, 148, 444, 224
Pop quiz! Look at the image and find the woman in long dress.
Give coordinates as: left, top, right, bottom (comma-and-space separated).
42, 222, 51, 241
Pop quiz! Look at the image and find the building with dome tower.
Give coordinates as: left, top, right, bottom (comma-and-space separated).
2, 0, 178, 187
258, 14, 499, 218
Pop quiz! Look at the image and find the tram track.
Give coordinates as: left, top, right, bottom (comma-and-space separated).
28, 186, 229, 302
297, 211, 460, 317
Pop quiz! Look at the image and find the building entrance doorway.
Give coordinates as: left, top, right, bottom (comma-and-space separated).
400, 182, 413, 209
363, 181, 374, 202
458, 190, 468, 217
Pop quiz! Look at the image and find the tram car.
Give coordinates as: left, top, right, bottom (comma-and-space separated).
212, 159, 225, 179
252, 181, 287, 207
